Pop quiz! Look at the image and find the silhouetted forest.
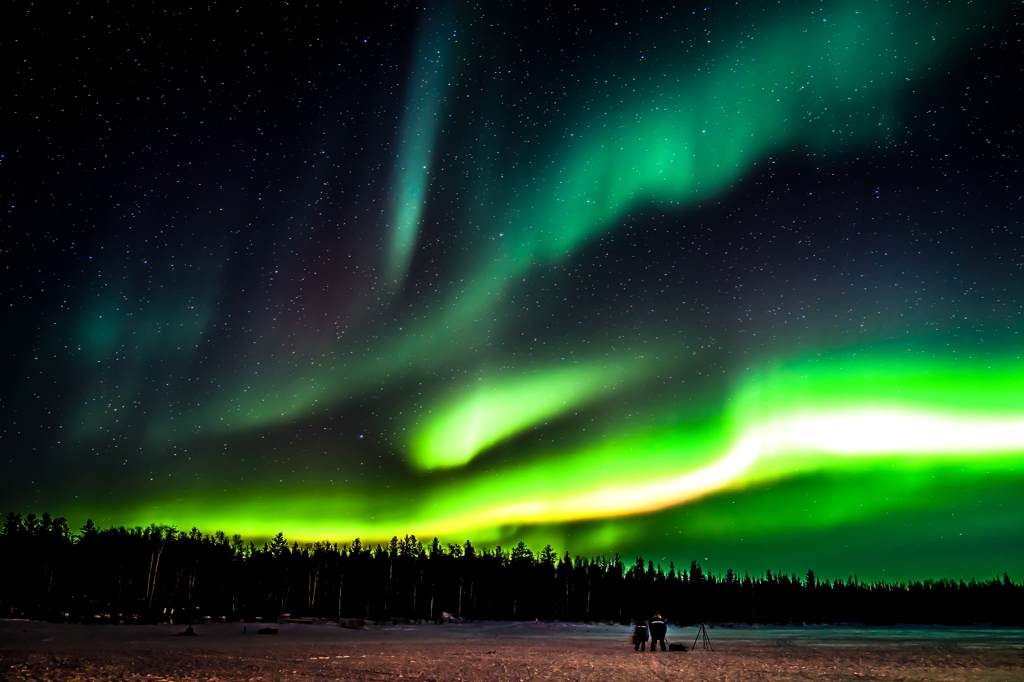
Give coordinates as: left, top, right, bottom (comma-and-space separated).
2, 512, 1021, 625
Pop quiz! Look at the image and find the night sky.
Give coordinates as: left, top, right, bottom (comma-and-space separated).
6, 0, 1024, 581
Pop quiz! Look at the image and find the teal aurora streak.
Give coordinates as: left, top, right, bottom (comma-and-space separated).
176, 0, 1010, 433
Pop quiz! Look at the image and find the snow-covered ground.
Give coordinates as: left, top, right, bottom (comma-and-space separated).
2, 619, 1022, 680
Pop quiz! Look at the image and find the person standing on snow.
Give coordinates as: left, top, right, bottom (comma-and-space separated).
649, 613, 667, 651
633, 618, 650, 651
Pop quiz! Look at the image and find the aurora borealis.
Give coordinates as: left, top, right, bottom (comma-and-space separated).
5, 0, 1023, 581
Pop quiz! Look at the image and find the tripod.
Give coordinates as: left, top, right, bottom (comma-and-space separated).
692, 622, 713, 651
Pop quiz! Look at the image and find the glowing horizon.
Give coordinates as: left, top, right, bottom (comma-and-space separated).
103, 353, 1024, 546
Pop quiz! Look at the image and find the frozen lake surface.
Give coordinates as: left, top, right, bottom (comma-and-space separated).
3, 619, 1022, 680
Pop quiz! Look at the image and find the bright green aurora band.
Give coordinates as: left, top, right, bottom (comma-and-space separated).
151, 353, 1024, 550
13, 0, 1021, 581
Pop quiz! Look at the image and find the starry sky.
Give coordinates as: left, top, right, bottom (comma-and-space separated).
5, 0, 1024, 581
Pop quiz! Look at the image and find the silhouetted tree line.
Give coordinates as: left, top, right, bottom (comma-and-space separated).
2, 512, 1021, 625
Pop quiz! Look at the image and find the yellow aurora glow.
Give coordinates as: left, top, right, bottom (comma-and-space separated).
423, 407, 1024, 535
148, 390, 1024, 545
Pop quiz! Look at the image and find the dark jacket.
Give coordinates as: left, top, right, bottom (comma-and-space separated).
633, 622, 649, 642
650, 618, 667, 639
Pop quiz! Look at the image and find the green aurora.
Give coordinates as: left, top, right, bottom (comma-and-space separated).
112, 349, 1024, 581
5, 0, 1023, 581
144, 0, 1012, 436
